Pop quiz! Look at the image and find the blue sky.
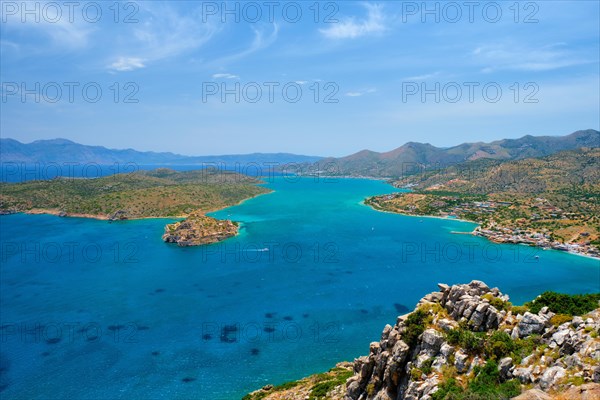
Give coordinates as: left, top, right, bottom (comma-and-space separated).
1, 1, 599, 156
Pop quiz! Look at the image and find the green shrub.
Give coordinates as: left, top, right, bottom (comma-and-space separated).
482, 294, 511, 311
446, 328, 485, 354
549, 314, 573, 327
510, 335, 542, 365
421, 358, 435, 375
273, 380, 301, 391
432, 378, 463, 400
468, 361, 521, 399
510, 305, 529, 315
410, 367, 423, 380
403, 309, 432, 346
485, 331, 515, 360
526, 292, 600, 316
308, 369, 353, 400
366, 383, 375, 396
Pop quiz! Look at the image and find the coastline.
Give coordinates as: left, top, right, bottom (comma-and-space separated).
19, 208, 183, 221
364, 202, 600, 260
363, 201, 478, 225
207, 189, 274, 217
7, 190, 274, 222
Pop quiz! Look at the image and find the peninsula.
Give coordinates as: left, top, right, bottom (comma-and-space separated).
365, 148, 600, 259
0, 168, 271, 246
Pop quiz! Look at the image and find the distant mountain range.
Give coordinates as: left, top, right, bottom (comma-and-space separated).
311, 129, 599, 177
1, 130, 598, 177
0, 138, 323, 165
395, 147, 600, 195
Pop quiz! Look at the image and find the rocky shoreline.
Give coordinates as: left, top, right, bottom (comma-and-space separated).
244, 281, 600, 400
2, 208, 241, 247
365, 195, 600, 259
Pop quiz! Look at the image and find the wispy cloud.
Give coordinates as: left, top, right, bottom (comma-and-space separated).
345, 88, 376, 97
108, 57, 146, 72
404, 72, 441, 81
212, 23, 279, 66
320, 3, 386, 39
1, 9, 94, 50
106, 3, 218, 72
212, 73, 239, 79
473, 43, 592, 72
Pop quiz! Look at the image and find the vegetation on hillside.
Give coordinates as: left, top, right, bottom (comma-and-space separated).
0, 168, 270, 218
366, 149, 600, 256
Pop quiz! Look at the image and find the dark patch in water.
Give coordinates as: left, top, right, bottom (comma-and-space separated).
360, 309, 369, 314
283, 316, 293, 321
154, 288, 165, 293
151, 351, 160, 356
394, 303, 410, 314
181, 377, 196, 383
86, 335, 99, 341
345, 270, 353, 274
0, 384, 8, 393
41, 351, 51, 357
202, 334, 212, 340
207, 294, 217, 298
265, 312, 276, 319
46, 338, 61, 345
220, 325, 238, 343
263, 327, 275, 333
303, 313, 310, 318
250, 348, 260, 356
107, 325, 124, 331
137, 326, 150, 331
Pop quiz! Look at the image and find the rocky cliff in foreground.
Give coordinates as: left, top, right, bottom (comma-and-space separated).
245, 281, 600, 400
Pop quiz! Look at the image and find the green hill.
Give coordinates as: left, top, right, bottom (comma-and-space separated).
0, 168, 270, 219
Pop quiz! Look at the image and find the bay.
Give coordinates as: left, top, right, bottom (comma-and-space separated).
1, 177, 598, 399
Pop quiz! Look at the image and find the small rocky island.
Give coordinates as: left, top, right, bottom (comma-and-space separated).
162, 212, 239, 246
0, 168, 270, 247
245, 281, 600, 400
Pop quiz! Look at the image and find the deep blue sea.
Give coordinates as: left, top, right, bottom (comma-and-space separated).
1, 177, 599, 399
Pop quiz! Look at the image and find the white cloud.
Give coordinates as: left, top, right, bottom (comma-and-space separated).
295, 80, 308, 85
106, 3, 218, 72
404, 72, 441, 81
108, 57, 146, 72
320, 3, 386, 39
345, 88, 376, 97
1, 8, 94, 50
212, 73, 239, 79
212, 23, 279, 66
473, 43, 592, 72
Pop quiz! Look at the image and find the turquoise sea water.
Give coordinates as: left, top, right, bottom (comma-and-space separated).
1, 177, 599, 399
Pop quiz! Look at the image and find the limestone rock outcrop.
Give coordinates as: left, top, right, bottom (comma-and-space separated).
345, 281, 600, 400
